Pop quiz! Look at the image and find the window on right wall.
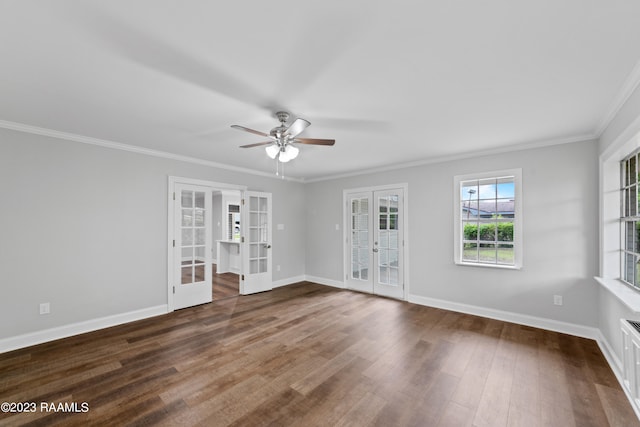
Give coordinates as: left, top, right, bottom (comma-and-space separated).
454, 168, 523, 269
621, 151, 640, 287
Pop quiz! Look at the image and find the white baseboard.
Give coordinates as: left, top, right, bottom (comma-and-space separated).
304, 275, 346, 289
0, 305, 168, 354
408, 294, 599, 340
272, 275, 306, 288
597, 329, 623, 377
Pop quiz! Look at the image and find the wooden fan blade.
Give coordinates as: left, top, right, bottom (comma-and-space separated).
284, 118, 310, 138
294, 138, 335, 146
240, 141, 273, 148
231, 125, 271, 138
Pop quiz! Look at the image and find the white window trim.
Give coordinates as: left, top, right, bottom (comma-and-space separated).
619, 149, 640, 288
597, 129, 640, 310
453, 168, 523, 269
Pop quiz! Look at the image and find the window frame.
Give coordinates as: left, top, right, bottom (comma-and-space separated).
453, 168, 523, 269
620, 150, 640, 288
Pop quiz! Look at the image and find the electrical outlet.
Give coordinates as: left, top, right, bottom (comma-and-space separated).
276, 265, 281, 272
39, 302, 50, 315
553, 295, 563, 306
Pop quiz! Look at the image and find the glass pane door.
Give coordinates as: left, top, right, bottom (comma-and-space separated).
376, 194, 400, 286
373, 189, 403, 299
351, 197, 370, 281
241, 191, 272, 295
345, 187, 404, 299
346, 192, 374, 293
249, 195, 269, 274
174, 184, 212, 310
181, 190, 206, 285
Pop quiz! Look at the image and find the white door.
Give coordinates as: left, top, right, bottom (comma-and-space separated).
346, 188, 404, 299
346, 192, 374, 293
174, 184, 212, 309
241, 191, 272, 294
373, 189, 404, 299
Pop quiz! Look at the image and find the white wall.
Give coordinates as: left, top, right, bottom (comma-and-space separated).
212, 193, 222, 260
306, 140, 599, 327
0, 128, 307, 340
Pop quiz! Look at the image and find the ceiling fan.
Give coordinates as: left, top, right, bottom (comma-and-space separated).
231, 112, 335, 163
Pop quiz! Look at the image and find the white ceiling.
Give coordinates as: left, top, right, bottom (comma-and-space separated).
1, 1, 640, 180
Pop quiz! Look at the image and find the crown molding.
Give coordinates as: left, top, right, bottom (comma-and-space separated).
0, 119, 304, 183
595, 59, 640, 137
305, 133, 597, 183
0, 119, 600, 185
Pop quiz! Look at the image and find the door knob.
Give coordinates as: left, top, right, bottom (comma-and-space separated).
264, 244, 272, 249
372, 248, 378, 253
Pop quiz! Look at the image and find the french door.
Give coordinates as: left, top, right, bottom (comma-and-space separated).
174, 184, 212, 309
346, 188, 405, 299
241, 191, 272, 295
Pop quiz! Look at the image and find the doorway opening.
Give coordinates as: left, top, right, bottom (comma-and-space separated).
168, 177, 274, 311
212, 190, 241, 301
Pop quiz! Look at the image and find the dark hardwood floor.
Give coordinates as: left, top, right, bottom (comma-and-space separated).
212, 264, 239, 301
0, 283, 637, 426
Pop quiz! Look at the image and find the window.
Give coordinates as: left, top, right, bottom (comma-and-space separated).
227, 204, 240, 241
454, 169, 522, 268
621, 152, 640, 287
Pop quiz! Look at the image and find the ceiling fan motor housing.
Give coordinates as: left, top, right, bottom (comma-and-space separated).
270, 126, 287, 141
276, 111, 290, 123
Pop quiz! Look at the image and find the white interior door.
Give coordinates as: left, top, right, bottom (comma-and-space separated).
346, 188, 404, 299
174, 184, 212, 309
346, 192, 374, 293
241, 191, 272, 294
373, 189, 404, 299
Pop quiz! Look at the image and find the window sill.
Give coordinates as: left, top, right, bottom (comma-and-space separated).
456, 261, 521, 270
595, 276, 640, 313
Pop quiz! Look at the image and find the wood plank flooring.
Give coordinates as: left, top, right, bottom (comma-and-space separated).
212, 264, 239, 301
0, 283, 637, 426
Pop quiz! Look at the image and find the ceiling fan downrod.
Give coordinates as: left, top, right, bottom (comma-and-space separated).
275, 111, 290, 123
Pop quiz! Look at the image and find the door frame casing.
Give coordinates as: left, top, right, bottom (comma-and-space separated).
167, 176, 247, 312
343, 183, 410, 300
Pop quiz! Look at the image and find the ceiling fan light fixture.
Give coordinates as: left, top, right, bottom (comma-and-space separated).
278, 144, 299, 163
278, 149, 292, 163
265, 144, 279, 159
